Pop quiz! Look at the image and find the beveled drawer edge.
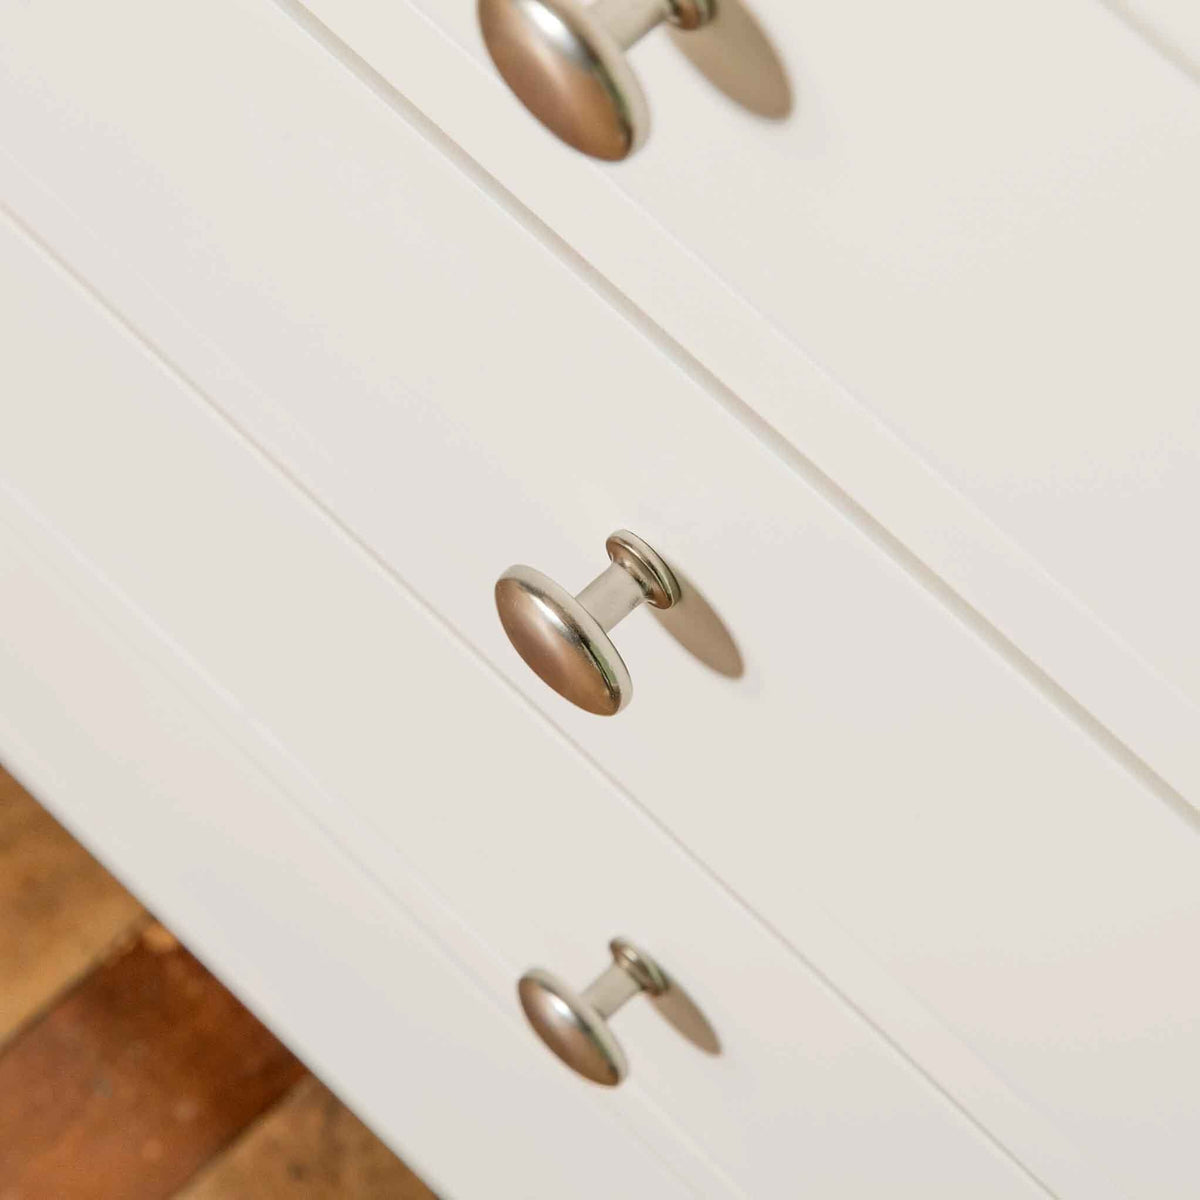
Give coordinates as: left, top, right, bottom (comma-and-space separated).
1099, 0, 1200, 83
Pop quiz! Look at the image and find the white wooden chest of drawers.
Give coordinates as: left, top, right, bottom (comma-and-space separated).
2, 1, 1198, 1196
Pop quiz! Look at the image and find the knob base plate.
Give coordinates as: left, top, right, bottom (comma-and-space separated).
665, 0, 716, 31
606, 529, 681, 610
610, 936, 669, 994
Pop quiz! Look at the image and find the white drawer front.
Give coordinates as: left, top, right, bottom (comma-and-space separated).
0, 207, 1048, 1199
2, 1, 1198, 1195
0, 481, 694, 1200
223, 0, 1200, 804
0, 572, 707, 1200
390, 0, 1200, 708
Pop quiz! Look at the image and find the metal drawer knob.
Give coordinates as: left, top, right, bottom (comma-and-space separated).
478, 0, 716, 160
495, 529, 679, 715
519, 938, 668, 1085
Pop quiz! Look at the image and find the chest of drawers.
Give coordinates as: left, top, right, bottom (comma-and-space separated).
2, 1, 1198, 1195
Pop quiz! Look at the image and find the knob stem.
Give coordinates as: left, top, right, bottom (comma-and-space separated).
576, 561, 647, 631
588, 0, 669, 49
581, 961, 643, 1017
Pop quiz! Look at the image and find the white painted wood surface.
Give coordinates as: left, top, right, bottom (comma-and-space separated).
398, 0, 1200, 712
234, 0, 1200, 809
0, 208, 1060, 1198
0, 483, 698, 1199
1106, 0, 1200, 75
0, 556, 700, 1200
2, 1, 1197, 1195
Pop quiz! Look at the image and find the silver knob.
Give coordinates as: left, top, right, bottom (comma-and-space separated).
478, 0, 716, 160
495, 529, 680, 716
519, 938, 668, 1085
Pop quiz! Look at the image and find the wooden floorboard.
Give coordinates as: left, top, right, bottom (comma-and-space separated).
0, 766, 145, 1044
0, 922, 306, 1198
0, 764, 435, 1200
173, 1075, 437, 1200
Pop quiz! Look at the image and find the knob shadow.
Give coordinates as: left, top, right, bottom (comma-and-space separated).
651, 567, 744, 680
651, 975, 722, 1056
668, 0, 793, 121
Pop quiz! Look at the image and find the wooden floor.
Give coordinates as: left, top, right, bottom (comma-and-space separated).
0, 765, 437, 1200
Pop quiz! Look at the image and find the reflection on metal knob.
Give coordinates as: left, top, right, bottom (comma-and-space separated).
478, 0, 716, 160
519, 937, 668, 1085
495, 529, 680, 715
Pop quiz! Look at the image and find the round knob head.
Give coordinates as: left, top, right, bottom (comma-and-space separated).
495, 566, 632, 715
518, 969, 629, 1085
478, 0, 650, 161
